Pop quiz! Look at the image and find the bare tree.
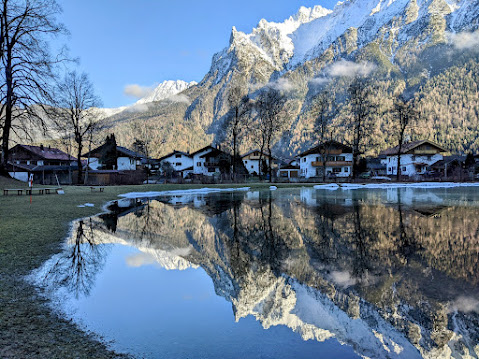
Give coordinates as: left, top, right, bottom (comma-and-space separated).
391, 95, 419, 181
346, 77, 376, 178
52, 71, 101, 183
254, 87, 290, 181
225, 86, 251, 177
311, 91, 336, 181
0, 0, 66, 173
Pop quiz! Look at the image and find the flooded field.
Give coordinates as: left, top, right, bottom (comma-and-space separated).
31, 187, 479, 358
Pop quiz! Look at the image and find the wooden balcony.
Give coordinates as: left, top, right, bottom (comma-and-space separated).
412, 150, 441, 155
312, 161, 352, 167
204, 162, 219, 167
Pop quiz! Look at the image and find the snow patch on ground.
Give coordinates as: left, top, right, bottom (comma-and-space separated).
314, 182, 479, 190
77, 203, 95, 208
119, 187, 251, 199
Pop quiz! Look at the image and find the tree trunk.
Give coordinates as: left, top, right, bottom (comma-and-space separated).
77, 143, 83, 184
1, 53, 13, 173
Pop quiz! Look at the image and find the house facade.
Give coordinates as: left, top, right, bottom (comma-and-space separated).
241, 150, 274, 176
299, 141, 353, 179
191, 145, 234, 176
380, 140, 446, 177
7, 144, 77, 183
84, 145, 144, 171
278, 160, 300, 179
158, 150, 193, 177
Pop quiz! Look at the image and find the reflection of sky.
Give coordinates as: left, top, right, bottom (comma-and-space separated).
59, 245, 358, 359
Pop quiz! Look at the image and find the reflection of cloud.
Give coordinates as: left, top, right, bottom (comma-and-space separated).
447, 30, 479, 51
330, 271, 357, 288
126, 252, 157, 267
449, 296, 479, 313
328, 60, 376, 78
124, 84, 155, 99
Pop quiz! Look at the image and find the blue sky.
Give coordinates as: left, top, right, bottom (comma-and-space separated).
57, 1, 338, 108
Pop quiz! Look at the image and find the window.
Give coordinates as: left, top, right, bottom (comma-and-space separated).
333, 168, 341, 173
316, 157, 320, 162
388, 167, 391, 172
344, 167, 349, 172
336, 156, 345, 161
245, 160, 248, 164
197, 162, 202, 166
280, 171, 288, 177
175, 154, 181, 158
176, 163, 181, 166
412, 155, 416, 161
327, 156, 335, 161
302, 157, 306, 162
251, 165, 254, 169
130, 159, 135, 165
208, 167, 215, 172
402, 167, 406, 172
388, 158, 391, 163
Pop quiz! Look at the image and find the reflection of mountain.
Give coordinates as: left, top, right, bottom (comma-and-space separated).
42, 189, 479, 358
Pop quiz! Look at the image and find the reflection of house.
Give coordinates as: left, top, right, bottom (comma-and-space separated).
192, 145, 232, 176
380, 140, 446, 177
157, 150, 193, 178
241, 149, 275, 175
7, 144, 78, 184
299, 141, 353, 179
84, 145, 145, 171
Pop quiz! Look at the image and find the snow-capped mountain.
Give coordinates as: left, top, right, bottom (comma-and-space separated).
135, 80, 197, 105
93, 0, 479, 159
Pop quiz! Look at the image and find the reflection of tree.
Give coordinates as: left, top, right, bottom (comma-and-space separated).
45, 219, 105, 298
395, 189, 422, 261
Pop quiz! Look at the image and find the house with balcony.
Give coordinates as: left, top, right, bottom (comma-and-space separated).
83, 145, 145, 171
299, 141, 353, 179
7, 144, 78, 184
241, 149, 275, 176
157, 150, 193, 178
379, 139, 447, 177
192, 145, 233, 176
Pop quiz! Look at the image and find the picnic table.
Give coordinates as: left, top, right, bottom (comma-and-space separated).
3, 187, 63, 196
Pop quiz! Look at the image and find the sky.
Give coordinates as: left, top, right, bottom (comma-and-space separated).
56, 0, 338, 108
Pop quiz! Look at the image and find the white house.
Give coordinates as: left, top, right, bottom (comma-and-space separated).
241, 149, 274, 176
299, 141, 353, 179
192, 145, 217, 176
157, 150, 193, 177
379, 140, 447, 177
84, 145, 144, 171
277, 159, 300, 180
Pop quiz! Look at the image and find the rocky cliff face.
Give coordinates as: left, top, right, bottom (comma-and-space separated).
94, 0, 479, 158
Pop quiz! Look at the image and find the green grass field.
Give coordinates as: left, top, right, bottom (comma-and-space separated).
0, 176, 309, 358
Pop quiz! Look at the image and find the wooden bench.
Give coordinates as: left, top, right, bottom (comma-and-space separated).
43, 187, 62, 194
25, 188, 45, 195
90, 186, 105, 192
3, 188, 25, 195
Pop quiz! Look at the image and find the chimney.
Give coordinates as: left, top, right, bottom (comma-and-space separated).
40, 144, 44, 151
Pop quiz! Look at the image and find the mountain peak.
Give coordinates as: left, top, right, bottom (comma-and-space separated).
136, 80, 197, 105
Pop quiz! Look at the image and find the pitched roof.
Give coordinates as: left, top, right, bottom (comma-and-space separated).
11, 144, 76, 161
379, 140, 447, 156
199, 148, 233, 159
241, 149, 274, 159
190, 145, 217, 157
298, 140, 352, 157
157, 150, 191, 162
83, 144, 145, 159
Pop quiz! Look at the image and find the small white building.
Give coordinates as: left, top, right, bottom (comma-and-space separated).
157, 150, 193, 177
298, 141, 353, 179
379, 140, 446, 177
84, 145, 144, 171
241, 149, 274, 176
191, 145, 217, 176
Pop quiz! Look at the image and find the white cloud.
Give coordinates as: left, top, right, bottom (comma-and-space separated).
124, 84, 155, 99
330, 271, 357, 288
267, 78, 295, 92
328, 60, 376, 78
166, 93, 192, 104
125, 103, 150, 113
309, 77, 330, 87
447, 30, 479, 51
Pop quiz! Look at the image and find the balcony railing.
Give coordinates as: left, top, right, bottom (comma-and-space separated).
312, 161, 352, 167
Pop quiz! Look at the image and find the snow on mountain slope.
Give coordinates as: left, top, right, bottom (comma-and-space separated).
136, 80, 197, 105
